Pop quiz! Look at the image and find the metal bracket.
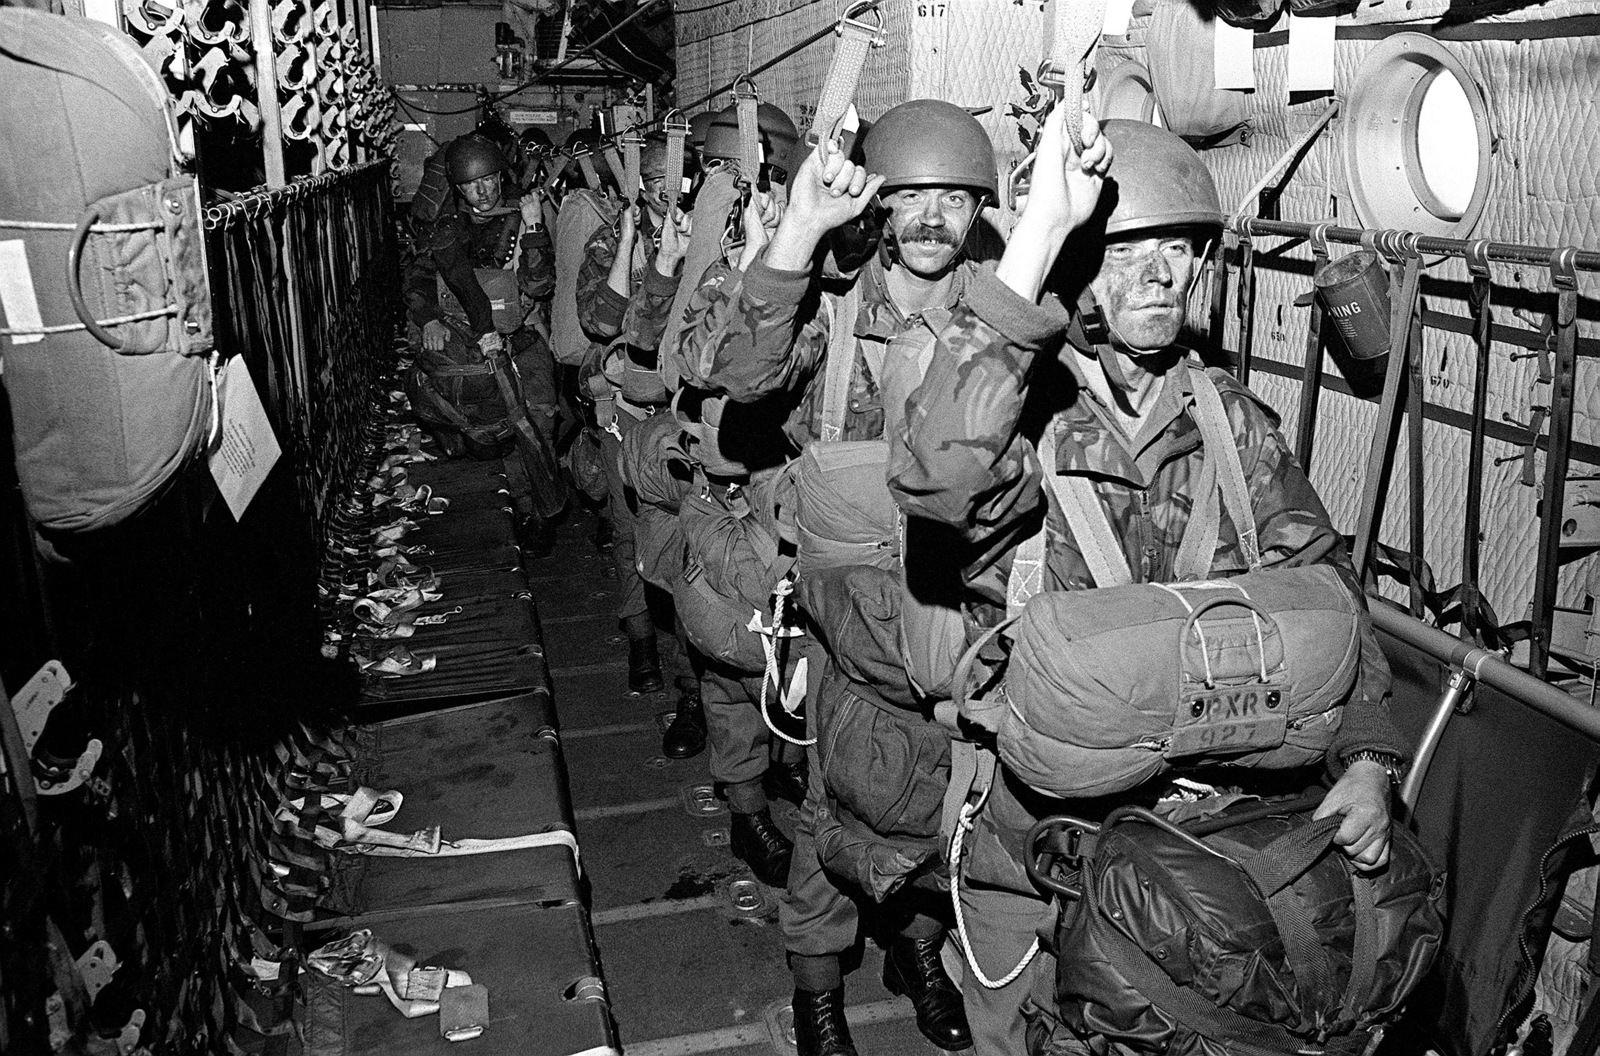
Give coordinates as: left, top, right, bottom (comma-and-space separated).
1560, 478, 1600, 549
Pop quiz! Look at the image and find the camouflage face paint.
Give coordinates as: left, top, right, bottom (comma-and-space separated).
1090, 233, 1197, 352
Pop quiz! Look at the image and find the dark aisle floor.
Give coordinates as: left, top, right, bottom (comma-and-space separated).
528, 507, 950, 1056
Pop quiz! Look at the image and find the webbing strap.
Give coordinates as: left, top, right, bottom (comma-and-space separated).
544, 154, 566, 194
1187, 361, 1262, 571
819, 284, 861, 442
664, 110, 690, 217
1034, 418, 1134, 589
734, 78, 762, 190
621, 131, 643, 206
807, 2, 885, 147
1351, 251, 1422, 581
1046, 0, 1107, 151
1460, 241, 1493, 645
577, 153, 600, 191
601, 144, 626, 193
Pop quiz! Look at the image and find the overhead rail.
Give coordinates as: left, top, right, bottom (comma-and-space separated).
203, 159, 392, 230
1230, 216, 1600, 272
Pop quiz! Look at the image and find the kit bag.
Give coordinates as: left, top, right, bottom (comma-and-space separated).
674, 470, 788, 674
1046, 794, 1445, 1055
1145, 0, 1251, 147
0, 10, 214, 534
957, 362, 1361, 798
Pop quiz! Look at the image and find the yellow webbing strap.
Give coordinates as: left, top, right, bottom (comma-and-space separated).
806, 1, 885, 148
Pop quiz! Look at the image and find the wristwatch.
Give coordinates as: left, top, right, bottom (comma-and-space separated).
1344, 750, 1405, 787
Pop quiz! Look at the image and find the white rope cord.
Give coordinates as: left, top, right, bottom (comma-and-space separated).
0, 218, 163, 233
758, 577, 816, 747
949, 772, 1041, 988
1, 305, 176, 337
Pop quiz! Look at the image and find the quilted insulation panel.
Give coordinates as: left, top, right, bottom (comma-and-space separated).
1102, 23, 1600, 622
675, 0, 1048, 163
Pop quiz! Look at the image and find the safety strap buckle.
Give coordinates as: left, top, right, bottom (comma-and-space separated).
1035, 57, 1095, 97
838, 0, 886, 40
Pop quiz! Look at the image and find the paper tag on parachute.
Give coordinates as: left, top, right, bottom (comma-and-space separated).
208, 354, 282, 520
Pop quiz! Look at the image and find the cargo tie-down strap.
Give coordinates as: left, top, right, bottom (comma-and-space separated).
806, 1, 885, 148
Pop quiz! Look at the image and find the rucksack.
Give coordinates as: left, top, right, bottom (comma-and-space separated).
952, 361, 1359, 797
1035, 793, 1445, 1055
0, 11, 213, 535
673, 469, 789, 674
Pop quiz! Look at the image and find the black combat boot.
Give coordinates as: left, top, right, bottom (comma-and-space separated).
627, 633, 664, 694
729, 808, 793, 887
661, 685, 706, 758
792, 988, 858, 1056
883, 935, 972, 1051
762, 757, 809, 807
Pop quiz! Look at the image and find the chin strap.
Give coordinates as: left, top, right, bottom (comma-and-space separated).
1073, 289, 1138, 401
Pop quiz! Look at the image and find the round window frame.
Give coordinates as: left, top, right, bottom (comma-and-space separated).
1343, 33, 1493, 239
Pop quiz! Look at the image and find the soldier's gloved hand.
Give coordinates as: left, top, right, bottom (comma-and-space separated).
477, 331, 504, 356
422, 319, 449, 352
655, 206, 693, 276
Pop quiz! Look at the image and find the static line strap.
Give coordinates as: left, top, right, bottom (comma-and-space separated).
734, 77, 761, 190
663, 110, 689, 217
621, 131, 643, 205
807, 2, 884, 147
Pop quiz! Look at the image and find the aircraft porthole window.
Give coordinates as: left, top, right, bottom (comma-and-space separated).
1344, 33, 1492, 238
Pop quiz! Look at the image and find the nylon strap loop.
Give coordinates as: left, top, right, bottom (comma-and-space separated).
734, 77, 762, 191
1187, 361, 1262, 571
664, 109, 690, 217
576, 153, 600, 192
621, 129, 643, 206
600, 143, 626, 193
1044, 0, 1108, 151
1033, 418, 1134, 590
819, 284, 861, 442
807, 1, 884, 148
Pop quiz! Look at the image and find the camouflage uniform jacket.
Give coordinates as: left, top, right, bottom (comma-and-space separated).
688, 251, 983, 448
886, 267, 1406, 893
575, 215, 657, 347
404, 198, 549, 336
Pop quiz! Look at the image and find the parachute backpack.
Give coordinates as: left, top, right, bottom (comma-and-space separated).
950, 360, 1363, 799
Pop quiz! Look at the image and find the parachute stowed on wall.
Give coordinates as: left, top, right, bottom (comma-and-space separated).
0, 11, 214, 535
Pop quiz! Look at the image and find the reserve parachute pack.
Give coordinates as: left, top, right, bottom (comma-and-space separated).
1034, 793, 1444, 1055
953, 360, 1361, 799
0, 10, 214, 535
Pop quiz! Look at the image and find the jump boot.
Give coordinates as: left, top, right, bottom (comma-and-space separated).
792, 987, 859, 1056
729, 807, 792, 887
883, 935, 972, 1051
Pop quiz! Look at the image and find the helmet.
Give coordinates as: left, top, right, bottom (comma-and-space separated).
1097, 119, 1223, 237
561, 128, 599, 155
518, 126, 552, 153
446, 135, 508, 185
702, 102, 799, 164
688, 110, 718, 153
863, 100, 997, 201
